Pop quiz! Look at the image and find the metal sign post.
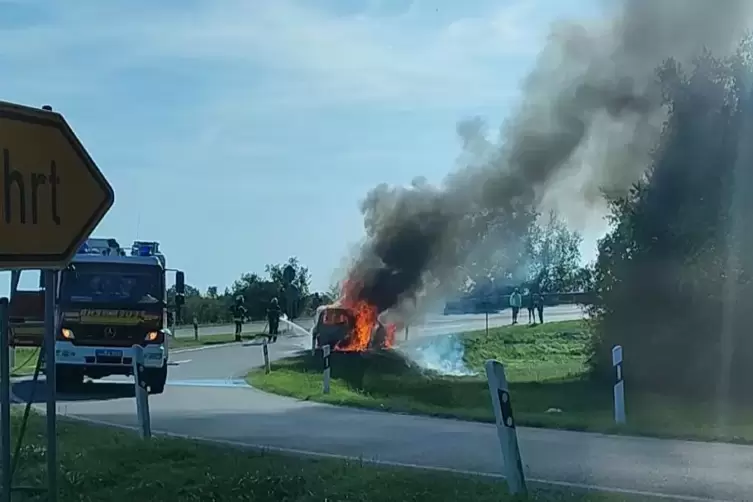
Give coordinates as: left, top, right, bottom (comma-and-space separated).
0, 297, 11, 502
612, 345, 626, 424
44, 270, 58, 501
485, 359, 527, 496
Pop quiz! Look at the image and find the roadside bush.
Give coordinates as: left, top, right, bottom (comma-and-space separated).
589, 40, 753, 400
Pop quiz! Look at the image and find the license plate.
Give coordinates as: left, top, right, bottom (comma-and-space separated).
95, 349, 123, 358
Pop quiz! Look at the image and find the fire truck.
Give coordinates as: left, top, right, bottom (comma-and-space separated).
47, 238, 184, 394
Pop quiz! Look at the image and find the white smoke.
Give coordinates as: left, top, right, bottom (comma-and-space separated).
399, 334, 477, 376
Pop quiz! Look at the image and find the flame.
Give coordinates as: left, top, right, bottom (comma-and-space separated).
334, 279, 396, 352
385, 324, 396, 348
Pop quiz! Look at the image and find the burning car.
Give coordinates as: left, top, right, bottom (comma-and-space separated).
312, 303, 394, 352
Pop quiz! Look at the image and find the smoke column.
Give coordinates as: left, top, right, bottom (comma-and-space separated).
346, 0, 753, 314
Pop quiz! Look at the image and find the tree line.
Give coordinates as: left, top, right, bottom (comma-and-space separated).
588, 39, 753, 400
452, 210, 595, 308
170, 257, 333, 325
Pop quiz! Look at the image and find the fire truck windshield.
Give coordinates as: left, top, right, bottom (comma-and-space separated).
60, 263, 164, 305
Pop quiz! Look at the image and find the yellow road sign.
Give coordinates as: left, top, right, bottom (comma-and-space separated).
0, 101, 114, 268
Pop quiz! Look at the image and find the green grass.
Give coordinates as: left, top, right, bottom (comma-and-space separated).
249, 320, 753, 444
7, 411, 643, 502
11, 348, 40, 376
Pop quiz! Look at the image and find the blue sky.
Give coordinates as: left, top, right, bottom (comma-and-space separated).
0, 0, 602, 295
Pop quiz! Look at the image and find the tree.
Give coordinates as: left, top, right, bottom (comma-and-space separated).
524, 210, 583, 293
459, 210, 583, 298
162, 257, 324, 325
168, 283, 231, 324
589, 42, 753, 398
327, 282, 341, 302
265, 257, 311, 319
230, 272, 278, 321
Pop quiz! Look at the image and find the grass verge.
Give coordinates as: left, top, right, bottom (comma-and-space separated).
9, 411, 641, 502
11, 348, 40, 376
249, 320, 753, 444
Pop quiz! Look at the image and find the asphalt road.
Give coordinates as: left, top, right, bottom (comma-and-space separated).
172, 304, 582, 339
15, 305, 751, 501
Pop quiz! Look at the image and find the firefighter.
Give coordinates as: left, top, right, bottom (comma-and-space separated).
267, 297, 282, 343
231, 295, 247, 342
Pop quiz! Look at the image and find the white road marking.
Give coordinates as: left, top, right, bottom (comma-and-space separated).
56, 413, 730, 502
168, 359, 192, 366
170, 343, 243, 354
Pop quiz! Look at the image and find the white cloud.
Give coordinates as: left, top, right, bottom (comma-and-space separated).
0, 0, 545, 109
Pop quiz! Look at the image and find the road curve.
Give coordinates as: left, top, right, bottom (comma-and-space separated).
16, 307, 749, 501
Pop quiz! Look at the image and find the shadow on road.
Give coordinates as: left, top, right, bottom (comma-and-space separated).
12, 378, 136, 404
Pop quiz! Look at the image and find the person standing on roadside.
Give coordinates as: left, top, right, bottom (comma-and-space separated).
525, 290, 535, 324
267, 297, 283, 343
231, 295, 247, 342
533, 291, 544, 324
509, 288, 522, 325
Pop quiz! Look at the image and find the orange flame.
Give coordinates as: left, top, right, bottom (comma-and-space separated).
385, 324, 396, 348
335, 279, 396, 352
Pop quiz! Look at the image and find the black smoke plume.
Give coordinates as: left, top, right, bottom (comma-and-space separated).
346, 0, 753, 314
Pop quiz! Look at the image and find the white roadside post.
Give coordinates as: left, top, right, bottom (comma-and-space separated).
485, 359, 527, 497
263, 336, 271, 374
322, 344, 331, 394
131, 345, 152, 439
612, 344, 626, 425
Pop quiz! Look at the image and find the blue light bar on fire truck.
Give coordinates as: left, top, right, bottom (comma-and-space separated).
77, 238, 125, 256
131, 241, 160, 257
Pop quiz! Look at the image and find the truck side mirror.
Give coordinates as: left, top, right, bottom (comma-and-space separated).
175, 271, 185, 295
175, 271, 185, 306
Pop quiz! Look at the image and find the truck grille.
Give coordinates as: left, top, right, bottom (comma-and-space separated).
69, 325, 148, 347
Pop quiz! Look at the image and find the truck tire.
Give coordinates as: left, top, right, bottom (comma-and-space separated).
55, 366, 82, 393
146, 363, 167, 395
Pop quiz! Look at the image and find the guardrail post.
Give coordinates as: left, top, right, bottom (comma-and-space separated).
131, 345, 152, 439
612, 345, 626, 424
263, 337, 271, 374
485, 359, 527, 496
322, 344, 331, 394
